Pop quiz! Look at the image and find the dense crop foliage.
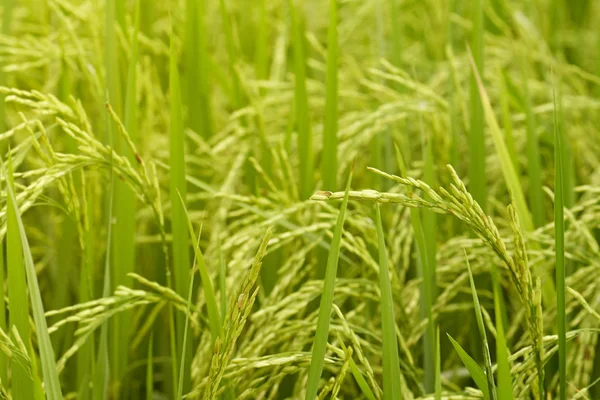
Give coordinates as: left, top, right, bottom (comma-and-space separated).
0, 0, 599, 399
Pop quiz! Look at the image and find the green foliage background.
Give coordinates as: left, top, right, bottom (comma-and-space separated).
0, 0, 598, 398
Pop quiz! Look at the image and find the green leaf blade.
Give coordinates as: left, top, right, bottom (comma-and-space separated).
4, 157, 63, 399
465, 253, 497, 400
111, 0, 141, 385
375, 204, 402, 399
288, 0, 314, 199
493, 269, 513, 400
521, 64, 545, 228
447, 334, 489, 400
185, 0, 213, 138
553, 76, 567, 400
178, 193, 221, 342
6, 156, 36, 400
305, 169, 353, 399
468, 0, 487, 210
321, 0, 338, 190
169, 24, 192, 395
467, 49, 556, 305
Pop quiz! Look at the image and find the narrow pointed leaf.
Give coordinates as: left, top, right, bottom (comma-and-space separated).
493, 269, 513, 400
521, 62, 544, 228
178, 192, 221, 341
467, 49, 556, 304
465, 253, 497, 400
447, 334, 489, 400
306, 169, 353, 399
4, 158, 63, 399
469, 0, 486, 209
467, 50, 532, 233
395, 143, 435, 392
553, 77, 567, 400
288, 0, 313, 199
177, 222, 202, 400
321, 0, 338, 190
375, 204, 402, 399
7, 156, 35, 399
170, 23, 192, 394
112, 0, 140, 384
338, 339, 376, 400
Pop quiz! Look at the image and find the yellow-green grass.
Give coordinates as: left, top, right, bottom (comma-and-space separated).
0, 1, 598, 399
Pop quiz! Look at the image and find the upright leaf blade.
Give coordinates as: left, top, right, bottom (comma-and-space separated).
101, 0, 120, 391
93, 152, 114, 400
288, 0, 313, 199
0, 0, 12, 136
466, 49, 532, 234
553, 76, 566, 400
337, 337, 377, 400
177, 221, 202, 400
395, 144, 435, 392
498, 70, 519, 175
178, 193, 221, 342
4, 157, 63, 399
447, 334, 489, 400
170, 22, 192, 394
467, 49, 556, 304
78, 176, 95, 400
321, 0, 338, 190
112, 0, 140, 386
465, 253, 497, 400
375, 204, 402, 399
421, 120, 438, 392
469, 0, 486, 209
254, 0, 268, 80
219, 0, 241, 108
104, 0, 121, 125
185, 0, 213, 137
493, 268, 513, 400
521, 62, 545, 228
306, 169, 353, 399
6, 156, 35, 400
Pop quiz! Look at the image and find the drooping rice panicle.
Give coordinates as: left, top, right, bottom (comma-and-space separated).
0, 2, 598, 399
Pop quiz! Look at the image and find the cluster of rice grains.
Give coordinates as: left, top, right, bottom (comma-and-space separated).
0, 0, 598, 399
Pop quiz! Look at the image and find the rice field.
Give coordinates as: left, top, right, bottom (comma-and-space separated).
0, 0, 599, 399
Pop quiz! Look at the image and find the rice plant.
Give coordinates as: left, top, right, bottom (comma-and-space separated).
0, 0, 598, 399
